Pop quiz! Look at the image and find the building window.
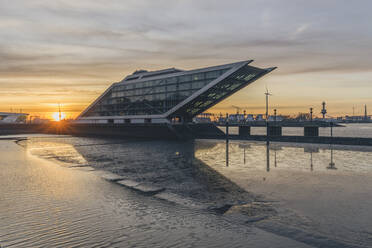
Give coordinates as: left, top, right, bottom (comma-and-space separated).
179, 83, 191, 90
166, 84, 176, 91
179, 75, 191, 82
192, 73, 204, 81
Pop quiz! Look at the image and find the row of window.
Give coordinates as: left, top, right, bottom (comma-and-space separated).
180, 74, 259, 117
112, 69, 229, 92
111, 80, 209, 98
88, 110, 165, 116
104, 90, 197, 105
235, 73, 257, 82
86, 102, 177, 116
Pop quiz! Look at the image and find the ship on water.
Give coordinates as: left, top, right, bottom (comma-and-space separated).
74, 60, 276, 138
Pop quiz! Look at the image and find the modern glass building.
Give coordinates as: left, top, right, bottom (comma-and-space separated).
77, 60, 276, 124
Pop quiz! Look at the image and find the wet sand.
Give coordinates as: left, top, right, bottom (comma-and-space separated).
0, 138, 310, 248
2, 134, 372, 247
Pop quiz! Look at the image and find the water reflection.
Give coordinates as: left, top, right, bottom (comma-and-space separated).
304, 147, 319, 171
195, 139, 372, 247
266, 144, 270, 172
238, 144, 251, 164
226, 137, 229, 167
19, 137, 255, 208
327, 145, 337, 170
271, 145, 282, 168
11, 136, 372, 247
3, 139, 289, 248
264, 144, 282, 172
196, 139, 372, 174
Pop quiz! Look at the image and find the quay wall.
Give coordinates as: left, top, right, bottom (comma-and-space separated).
2, 123, 372, 146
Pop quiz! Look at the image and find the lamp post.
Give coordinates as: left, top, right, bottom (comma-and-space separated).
265, 89, 271, 145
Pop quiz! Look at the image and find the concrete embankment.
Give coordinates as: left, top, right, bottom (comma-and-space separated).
0, 123, 225, 139
0, 123, 178, 138
3, 123, 372, 146
0, 124, 45, 135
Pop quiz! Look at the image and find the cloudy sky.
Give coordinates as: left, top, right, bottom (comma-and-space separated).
1, 0, 372, 118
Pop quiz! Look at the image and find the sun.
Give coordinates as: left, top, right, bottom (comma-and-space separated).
52, 112, 66, 121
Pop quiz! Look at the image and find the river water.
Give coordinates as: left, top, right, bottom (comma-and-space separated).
1, 128, 372, 247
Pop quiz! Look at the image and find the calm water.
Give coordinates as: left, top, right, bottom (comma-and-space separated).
1, 131, 372, 247
0, 138, 309, 248
197, 140, 372, 246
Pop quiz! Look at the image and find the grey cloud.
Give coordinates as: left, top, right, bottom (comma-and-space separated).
1, 0, 372, 115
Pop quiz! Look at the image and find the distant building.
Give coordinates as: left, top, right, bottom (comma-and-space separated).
30, 117, 50, 124
344, 115, 371, 122
268, 115, 284, 122
256, 114, 264, 121
246, 114, 255, 121
76, 60, 276, 125
0, 112, 28, 124
228, 114, 245, 123
193, 113, 213, 123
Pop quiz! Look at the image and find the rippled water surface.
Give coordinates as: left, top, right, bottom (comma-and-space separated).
0, 138, 309, 248
1, 134, 372, 247
197, 139, 372, 247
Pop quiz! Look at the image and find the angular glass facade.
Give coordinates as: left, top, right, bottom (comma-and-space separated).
83, 68, 231, 117
170, 64, 271, 119
78, 60, 275, 123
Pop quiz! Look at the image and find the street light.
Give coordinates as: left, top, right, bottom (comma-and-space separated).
265, 88, 272, 145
